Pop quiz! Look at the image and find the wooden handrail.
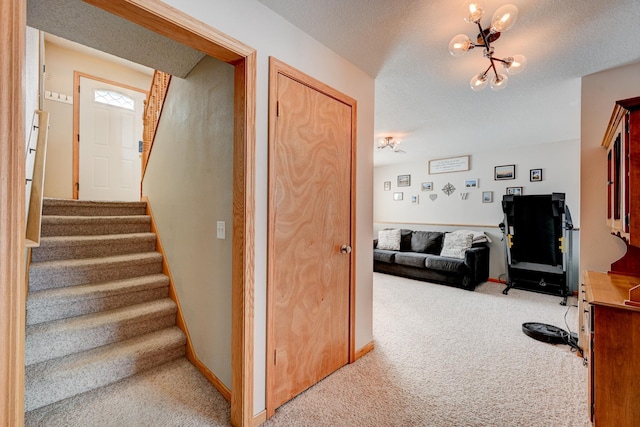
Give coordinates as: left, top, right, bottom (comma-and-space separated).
142, 70, 171, 178
25, 110, 49, 248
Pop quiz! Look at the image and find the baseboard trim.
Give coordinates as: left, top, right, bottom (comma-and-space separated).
253, 410, 267, 426
354, 341, 374, 361
142, 196, 231, 402
188, 355, 231, 402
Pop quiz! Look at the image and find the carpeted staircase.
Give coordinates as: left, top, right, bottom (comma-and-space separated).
25, 198, 186, 413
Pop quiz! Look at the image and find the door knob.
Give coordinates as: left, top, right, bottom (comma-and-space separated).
340, 245, 352, 254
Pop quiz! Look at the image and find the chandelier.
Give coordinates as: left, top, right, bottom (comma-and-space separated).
376, 137, 405, 153
448, 2, 526, 91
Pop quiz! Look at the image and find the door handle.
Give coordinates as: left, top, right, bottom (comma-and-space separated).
340, 245, 352, 254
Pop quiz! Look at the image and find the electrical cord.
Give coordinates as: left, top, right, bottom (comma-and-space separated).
562, 303, 583, 354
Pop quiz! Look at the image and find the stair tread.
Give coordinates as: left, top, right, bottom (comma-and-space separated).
26, 298, 177, 338
27, 274, 169, 307
26, 327, 186, 380
38, 232, 156, 244
41, 215, 150, 223
30, 251, 162, 269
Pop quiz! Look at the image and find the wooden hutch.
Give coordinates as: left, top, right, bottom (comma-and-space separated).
579, 96, 640, 426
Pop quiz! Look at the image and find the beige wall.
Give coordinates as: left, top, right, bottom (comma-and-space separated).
142, 57, 235, 387
161, 0, 376, 414
581, 62, 640, 273
42, 40, 152, 198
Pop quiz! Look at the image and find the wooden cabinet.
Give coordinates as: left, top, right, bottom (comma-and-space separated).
581, 271, 640, 426
603, 97, 640, 246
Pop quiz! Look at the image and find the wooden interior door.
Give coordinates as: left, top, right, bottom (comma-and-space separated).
267, 58, 356, 414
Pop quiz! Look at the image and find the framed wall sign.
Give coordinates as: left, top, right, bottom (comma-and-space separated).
393, 192, 403, 201
428, 155, 470, 174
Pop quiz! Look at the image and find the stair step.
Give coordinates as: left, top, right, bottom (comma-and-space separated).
26, 299, 177, 366
31, 233, 157, 262
24, 327, 186, 412
42, 198, 147, 217
26, 274, 170, 326
40, 215, 151, 237
29, 252, 163, 292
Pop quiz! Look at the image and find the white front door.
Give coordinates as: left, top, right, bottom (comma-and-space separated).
79, 76, 146, 201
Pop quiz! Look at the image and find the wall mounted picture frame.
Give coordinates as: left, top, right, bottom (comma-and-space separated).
397, 174, 411, 187
482, 191, 493, 203
384, 181, 391, 191
411, 195, 419, 204
506, 186, 523, 196
494, 164, 515, 180
530, 168, 542, 182
393, 192, 403, 201
421, 182, 433, 191
465, 178, 479, 188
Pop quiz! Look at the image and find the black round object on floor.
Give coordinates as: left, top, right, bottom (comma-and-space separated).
522, 322, 567, 344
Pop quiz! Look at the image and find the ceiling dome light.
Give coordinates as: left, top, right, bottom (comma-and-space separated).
449, 3, 525, 92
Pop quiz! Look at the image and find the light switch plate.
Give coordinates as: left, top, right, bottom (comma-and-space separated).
216, 221, 225, 239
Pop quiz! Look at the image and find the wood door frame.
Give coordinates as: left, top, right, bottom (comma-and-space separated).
1, 1, 256, 426
265, 57, 358, 418
73, 71, 148, 199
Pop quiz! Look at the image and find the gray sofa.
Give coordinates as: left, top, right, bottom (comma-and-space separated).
373, 229, 490, 290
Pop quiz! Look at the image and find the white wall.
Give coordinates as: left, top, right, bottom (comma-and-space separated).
374, 140, 580, 283
42, 41, 152, 198
161, 0, 375, 415
143, 57, 235, 388
581, 62, 640, 273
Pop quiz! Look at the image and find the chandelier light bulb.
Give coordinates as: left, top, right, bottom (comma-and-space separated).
470, 73, 489, 91
504, 54, 527, 75
490, 4, 519, 33
490, 73, 509, 91
448, 34, 473, 57
462, 0, 485, 23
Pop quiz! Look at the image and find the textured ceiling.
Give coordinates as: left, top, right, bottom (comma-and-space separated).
27, 0, 205, 78
257, 0, 640, 166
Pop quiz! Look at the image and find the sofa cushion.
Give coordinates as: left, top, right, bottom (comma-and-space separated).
440, 232, 473, 259
373, 249, 396, 263
411, 231, 443, 254
394, 252, 429, 268
425, 256, 467, 274
377, 229, 401, 250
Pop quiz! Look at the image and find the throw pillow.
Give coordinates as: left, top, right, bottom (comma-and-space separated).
411, 231, 444, 254
440, 232, 473, 259
377, 229, 401, 251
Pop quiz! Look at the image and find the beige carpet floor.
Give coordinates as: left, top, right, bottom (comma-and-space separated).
27, 273, 590, 426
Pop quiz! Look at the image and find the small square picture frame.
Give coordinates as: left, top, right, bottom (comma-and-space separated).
530, 168, 542, 182
397, 174, 411, 187
384, 181, 391, 191
421, 182, 433, 191
393, 192, 404, 201
506, 186, 523, 196
482, 191, 493, 203
411, 195, 419, 204
465, 178, 479, 188
494, 164, 515, 180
